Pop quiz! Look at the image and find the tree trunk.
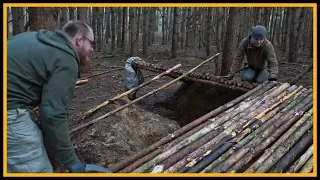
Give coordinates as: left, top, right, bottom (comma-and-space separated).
252, 8, 260, 26
142, 8, 149, 57
205, 7, 212, 56
161, 7, 166, 45
59, 8, 68, 29
171, 7, 179, 58
121, 7, 127, 50
136, 8, 141, 44
69, 7, 75, 20
269, 8, 275, 43
180, 7, 187, 50
91, 8, 97, 38
284, 8, 291, 54
77, 7, 88, 24
105, 8, 110, 44
130, 7, 137, 56
215, 8, 222, 53
28, 7, 59, 31
148, 8, 154, 46
288, 8, 299, 62
88, 7, 92, 26
117, 8, 122, 48
11, 7, 24, 35
296, 8, 306, 54
111, 8, 116, 53
263, 8, 270, 29
220, 8, 239, 76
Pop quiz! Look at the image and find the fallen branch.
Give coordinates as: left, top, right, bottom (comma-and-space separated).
80, 63, 182, 120
70, 53, 220, 134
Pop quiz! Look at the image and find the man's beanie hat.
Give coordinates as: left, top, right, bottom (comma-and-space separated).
251, 25, 267, 38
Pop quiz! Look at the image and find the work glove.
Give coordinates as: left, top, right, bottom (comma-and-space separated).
70, 162, 112, 173
222, 75, 234, 80
268, 77, 277, 81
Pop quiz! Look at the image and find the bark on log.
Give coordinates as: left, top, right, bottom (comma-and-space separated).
245, 108, 313, 172
269, 129, 313, 173
286, 145, 313, 173
211, 92, 312, 172
226, 96, 313, 173
298, 156, 313, 173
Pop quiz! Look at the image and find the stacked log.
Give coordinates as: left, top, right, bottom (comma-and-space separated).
132, 60, 258, 92
109, 81, 313, 173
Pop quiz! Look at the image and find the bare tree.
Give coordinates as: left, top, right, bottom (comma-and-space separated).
121, 7, 127, 50
11, 7, 24, 35
59, 8, 68, 29
28, 7, 59, 31
77, 7, 88, 24
288, 8, 299, 62
111, 8, 116, 53
117, 8, 122, 48
130, 7, 137, 56
205, 7, 212, 56
142, 8, 149, 57
220, 8, 240, 76
171, 7, 179, 58
69, 7, 75, 20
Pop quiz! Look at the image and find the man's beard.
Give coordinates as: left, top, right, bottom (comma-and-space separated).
80, 56, 91, 74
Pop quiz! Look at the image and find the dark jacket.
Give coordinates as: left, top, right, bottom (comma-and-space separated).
7, 29, 81, 169
228, 35, 278, 78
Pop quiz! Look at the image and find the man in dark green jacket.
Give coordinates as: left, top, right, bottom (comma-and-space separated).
7, 20, 111, 173
225, 25, 278, 83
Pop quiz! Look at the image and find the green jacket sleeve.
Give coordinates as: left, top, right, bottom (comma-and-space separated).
39, 58, 79, 170
228, 39, 246, 76
266, 44, 278, 78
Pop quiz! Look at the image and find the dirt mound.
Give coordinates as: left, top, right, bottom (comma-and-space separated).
70, 98, 180, 169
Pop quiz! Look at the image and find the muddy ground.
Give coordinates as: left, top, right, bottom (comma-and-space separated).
56, 34, 313, 172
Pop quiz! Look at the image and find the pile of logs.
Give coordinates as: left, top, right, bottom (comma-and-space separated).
132, 60, 258, 92
109, 81, 314, 173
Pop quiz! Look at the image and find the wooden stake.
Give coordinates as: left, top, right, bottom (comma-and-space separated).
76, 79, 88, 85
70, 53, 220, 135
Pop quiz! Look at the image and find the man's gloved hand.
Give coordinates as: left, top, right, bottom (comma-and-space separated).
70, 162, 112, 173
268, 77, 277, 81
222, 75, 234, 80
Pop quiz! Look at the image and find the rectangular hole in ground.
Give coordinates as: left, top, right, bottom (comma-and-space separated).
137, 82, 246, 127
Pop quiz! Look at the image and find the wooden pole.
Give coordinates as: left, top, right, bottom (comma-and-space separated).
269, 129, 313, 173
286, 145, 313, 173
298, 156, 313, 173
76, 79, 88, 85
245, 108, 312, 172
70, 53, 221, 135
81, 64, 182, 119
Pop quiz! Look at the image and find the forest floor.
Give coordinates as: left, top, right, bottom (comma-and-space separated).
61, 34, 313, 172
